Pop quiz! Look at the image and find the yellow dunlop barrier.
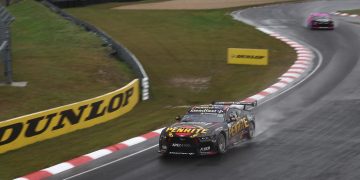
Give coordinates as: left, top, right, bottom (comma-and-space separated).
227, 48, 268, 65
0, 79, 139, 154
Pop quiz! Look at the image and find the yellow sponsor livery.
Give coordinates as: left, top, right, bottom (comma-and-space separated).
166, 127, 208, 138
166, 127, 208, 134
0, 79, 139, 154
229, 117, 250, 137
227, 48, 268, 65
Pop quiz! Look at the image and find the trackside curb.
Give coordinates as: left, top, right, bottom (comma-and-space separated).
231, 11, 315, 103
242, 28, 314, 103
331, 11, 360, 18
14, 128, 164, 180
16, 6, 318, 180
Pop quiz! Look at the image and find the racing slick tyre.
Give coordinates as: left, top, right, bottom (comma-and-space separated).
216, 133, 227, 154
160, 150, 169, 157
159, 149, 170, 158
245, 122, 255, 140
159, 141, 169, 157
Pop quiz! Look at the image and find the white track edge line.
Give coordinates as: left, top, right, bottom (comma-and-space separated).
69, 10, 323, 180
232, 9, 323, 106
63, 145, 158, 180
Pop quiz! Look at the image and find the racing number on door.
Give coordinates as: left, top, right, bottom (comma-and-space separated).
229, 118, 249, 137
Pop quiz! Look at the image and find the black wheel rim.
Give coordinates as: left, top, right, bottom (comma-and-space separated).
249, 123, 255, 138
218, 135, 225, 153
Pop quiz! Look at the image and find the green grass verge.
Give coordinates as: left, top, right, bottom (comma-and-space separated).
343, 9, 360, 15
0, 0, 135, 121
0, 1, 296, 179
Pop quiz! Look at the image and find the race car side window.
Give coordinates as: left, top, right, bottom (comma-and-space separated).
226, 108, 238, 122
235, 109, 243, 117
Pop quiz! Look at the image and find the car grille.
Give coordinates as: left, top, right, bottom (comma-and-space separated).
319, 23, 331, 26
166, 137, 216, 155
313, 21, 332, 27
168, 137, 198, 153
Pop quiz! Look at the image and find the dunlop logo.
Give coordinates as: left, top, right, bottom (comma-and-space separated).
0, 79, 140, 154
227, 48, 268, 65
231, 55, 265, 59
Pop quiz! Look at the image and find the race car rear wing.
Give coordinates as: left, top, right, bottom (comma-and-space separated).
212, 101, 257, 110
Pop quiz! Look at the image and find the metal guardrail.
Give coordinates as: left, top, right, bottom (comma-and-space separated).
41, 0, 150, 100
0, 5, 14, 84
0, 0, 22, 6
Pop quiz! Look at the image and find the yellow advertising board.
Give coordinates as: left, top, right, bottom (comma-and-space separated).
0, 79, 139, 154
227, 48, 268, 65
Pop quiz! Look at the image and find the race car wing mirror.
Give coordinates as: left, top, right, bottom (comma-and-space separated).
175, 115, 181, 122
229, 116, 236, 122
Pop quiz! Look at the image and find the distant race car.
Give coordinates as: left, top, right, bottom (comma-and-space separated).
306, 12, 334, 30
158, 101, 256, 156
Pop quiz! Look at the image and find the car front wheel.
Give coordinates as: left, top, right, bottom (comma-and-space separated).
216, 134, 227, 154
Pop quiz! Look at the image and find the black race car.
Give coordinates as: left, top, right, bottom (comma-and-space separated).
158, 101, 256, 156
306, 12, 334, 30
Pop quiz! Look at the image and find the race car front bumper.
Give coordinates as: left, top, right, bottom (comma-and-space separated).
159, 136, 218, 155
310, 23, 334, 30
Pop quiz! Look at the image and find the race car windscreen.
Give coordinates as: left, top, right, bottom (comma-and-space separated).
313, 16, 331, 22
181, 113, 225, 123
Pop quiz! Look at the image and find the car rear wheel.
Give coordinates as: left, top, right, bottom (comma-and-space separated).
216, 134, 227, 154
245, 122, 255, 139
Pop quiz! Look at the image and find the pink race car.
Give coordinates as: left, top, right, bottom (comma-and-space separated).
306, 12, 334, 30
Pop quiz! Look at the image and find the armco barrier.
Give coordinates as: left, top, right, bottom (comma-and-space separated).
41, 0, 150, 100
0, 79, 139, 154
16, 6, 319, 180
0, 5, 14, 84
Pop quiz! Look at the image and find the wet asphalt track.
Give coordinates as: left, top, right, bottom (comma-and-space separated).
51, 1, 360, 180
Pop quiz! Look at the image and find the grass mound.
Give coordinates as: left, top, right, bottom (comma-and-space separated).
0, 1, 295, 179
343, 9, 360, 15
0, 0, 134, 121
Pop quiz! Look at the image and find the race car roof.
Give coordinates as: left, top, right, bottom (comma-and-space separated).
188, 105, 226, 114
310, 12, 331, 17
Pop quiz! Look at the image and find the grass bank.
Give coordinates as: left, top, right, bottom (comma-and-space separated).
0, 1, 135, 178
0, 1, 295, 179
343, 9, 360, 15
0, 0, 134, 121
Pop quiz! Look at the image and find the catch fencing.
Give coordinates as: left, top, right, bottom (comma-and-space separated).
41, 0, 150, 100
0, 5, 14, 84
